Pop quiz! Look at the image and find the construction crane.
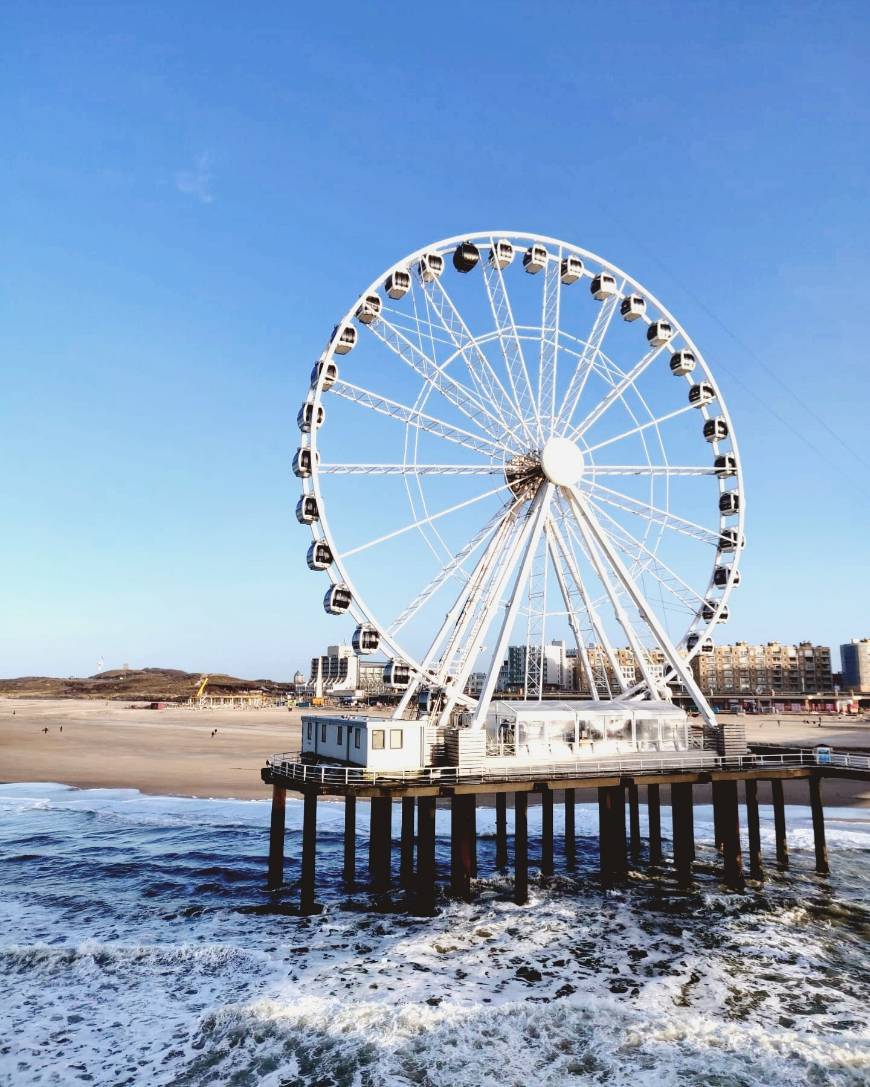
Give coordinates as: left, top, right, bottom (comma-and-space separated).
193, 674, 209, 706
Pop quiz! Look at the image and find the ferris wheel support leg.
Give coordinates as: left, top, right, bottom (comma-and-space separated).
470, 485, 554, 730
566, 487, 718, 732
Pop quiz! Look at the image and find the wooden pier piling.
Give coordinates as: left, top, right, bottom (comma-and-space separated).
771, 779, 788, 868
342, 794, 356, 885
598, 785, 627, 882
809, 776, 829, 875
514, 792, 529, 905
541, 789, 554, 878
647, 784, 662, 866
744, 779, 763, 880
671, 782, 694, 885
495, 793, 508, 869
369, 796, 392, 892
415, 796, 437, 915
712, 780, 725, 853
718, 779, 744, 889
628, 782, 641, 863
267, 783, 286, 892
300, 790, 318, 914
450, 794, 475, 901
564, 788, 576, 869
400, 797, 415, 890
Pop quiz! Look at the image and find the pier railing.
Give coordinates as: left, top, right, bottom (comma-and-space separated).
265, 748, 870, 788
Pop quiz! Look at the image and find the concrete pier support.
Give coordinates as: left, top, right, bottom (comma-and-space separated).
771, 779, 788, 869
450, 794, 475, 901
564, 789, 576, 870
718, 780, 744, 890
628, 782, 641, 863
300, 790, 318, 914
400, 797, 415, 890
495, 793, 508, 869
541, 789, 554, 878
809, 776, 829, 875
647, 784, 662, 866
415, 796, 437, 915
369, 797, 392, 892
671, 782, 694, 886
514, 792, 529, 905
342, 795, 356, 886
267, 784, 286, 891
745, 779, 763, 880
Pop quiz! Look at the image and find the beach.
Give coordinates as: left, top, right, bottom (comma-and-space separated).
2, 696, 869, 806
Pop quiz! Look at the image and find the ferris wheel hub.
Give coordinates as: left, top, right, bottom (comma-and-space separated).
540, 437, 585, 486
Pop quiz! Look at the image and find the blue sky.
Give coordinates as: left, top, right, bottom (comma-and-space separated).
2, 1, 868, 680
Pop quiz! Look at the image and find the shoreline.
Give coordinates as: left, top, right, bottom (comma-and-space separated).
2, 697, 870, 807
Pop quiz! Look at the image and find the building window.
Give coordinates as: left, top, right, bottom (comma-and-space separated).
390, 729, 403, 750
307, 721, 312, 740
337, 726, 343, 745
354, 728, 361, 749
321, 723, 326, 743
371, 729, 385, 750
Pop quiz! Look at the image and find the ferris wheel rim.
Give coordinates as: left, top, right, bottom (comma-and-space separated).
298, 230, 744, 706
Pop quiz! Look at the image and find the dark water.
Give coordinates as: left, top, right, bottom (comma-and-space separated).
1, 783, 868, 1086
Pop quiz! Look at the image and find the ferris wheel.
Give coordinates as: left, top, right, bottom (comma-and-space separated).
293, 232, 744, 731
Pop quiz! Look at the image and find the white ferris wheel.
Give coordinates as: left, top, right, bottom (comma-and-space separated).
293, 232, 744, 732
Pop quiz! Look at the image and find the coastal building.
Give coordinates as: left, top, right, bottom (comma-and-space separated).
691, 641, 833, 697
307, 644, 388, 697
573, 646, 666, 695
503, 641, 574, 693
840, 639, 870, 693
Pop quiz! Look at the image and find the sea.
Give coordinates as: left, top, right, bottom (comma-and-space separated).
1, 782, 868, 1087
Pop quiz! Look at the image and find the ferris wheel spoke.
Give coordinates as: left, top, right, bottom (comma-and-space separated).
417, 273, 528, 449
379, 310, 458, 350
330, 379, 504, 459
568, 342, 670, 440
566, 486, 717, 725
391, 504, 521, 718
318, 463, 501, 476
432, 511, 526, 696
582, 481, 720, 545
481, 241, 540, 445
589, 501, 707, 611
556, 284, 623, 435
590, 464, 716, 477
340, 479, 512, 560
546, 521, 602, 698
583, 402, 698, 454
551, 502, 631, 694
537, 253, 562, 443
566, 498, 672, 697
367, 308, 515, 450
389, 500, 518, 635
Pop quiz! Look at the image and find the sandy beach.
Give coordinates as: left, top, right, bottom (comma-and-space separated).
2, 697, 870, 806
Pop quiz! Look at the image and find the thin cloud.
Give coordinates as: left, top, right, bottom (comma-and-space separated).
175, 153, 214, 204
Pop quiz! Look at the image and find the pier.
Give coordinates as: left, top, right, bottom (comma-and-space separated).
261, 748, 870, 913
